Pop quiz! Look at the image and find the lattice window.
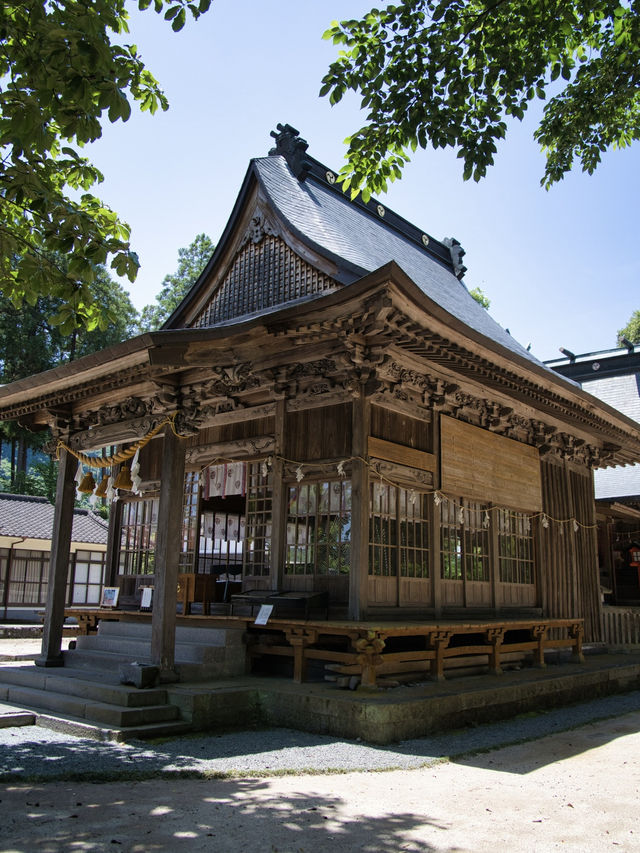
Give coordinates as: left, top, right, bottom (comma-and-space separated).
192, 236, 337, 327
440, 499, 490, 581
369, 483, 429, 578
198, 510, 245, 574
243, 462, 273, 578
286, 480, 352, 577
498, 510, 534, 584
4, 549, 50, 604
118, 498, 158, 575
440, 500, 462, 581
71, 550, 107, 605
179, 471, 200, 572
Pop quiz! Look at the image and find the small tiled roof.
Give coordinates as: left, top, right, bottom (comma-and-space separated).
0, 493, 108, 545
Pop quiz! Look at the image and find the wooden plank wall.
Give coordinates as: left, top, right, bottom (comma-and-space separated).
571, 468, 601, 642
441, 416, 543, 511
139, 437, 163, 481
370, 405, 432, 452
540, 459, 601, 642
285, 403, 352, 462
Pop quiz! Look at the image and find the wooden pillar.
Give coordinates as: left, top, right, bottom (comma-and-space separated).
564, 461, 580, 618
104, 496, 122, 587
431, 410, 442, 617
36, 447, 77, 667
151, 425, 186, 679
270, 398, 286, 589
349, 391, 370, 620
489, 503, 499, 614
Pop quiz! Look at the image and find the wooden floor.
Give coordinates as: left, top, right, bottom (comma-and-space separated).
64, 607, 585, 688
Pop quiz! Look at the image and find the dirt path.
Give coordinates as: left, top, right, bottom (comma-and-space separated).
2, 711, 639, 852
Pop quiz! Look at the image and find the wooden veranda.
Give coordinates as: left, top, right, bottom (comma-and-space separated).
64, 607, 584, 688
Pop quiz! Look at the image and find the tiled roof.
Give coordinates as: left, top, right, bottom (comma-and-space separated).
0, 493, 108, 545
582, 373, 640, 501
253, 155, 540, 367
581, 373, 640, 424
594, 465, 640, 501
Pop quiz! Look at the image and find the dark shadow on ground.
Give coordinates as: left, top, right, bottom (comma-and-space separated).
0, 777, 454, 853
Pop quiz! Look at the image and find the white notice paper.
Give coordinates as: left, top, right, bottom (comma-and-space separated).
254, 604, 274, 625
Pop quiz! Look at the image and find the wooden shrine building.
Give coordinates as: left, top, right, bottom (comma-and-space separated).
2, 124, 640, 682
548, 343, 640, 605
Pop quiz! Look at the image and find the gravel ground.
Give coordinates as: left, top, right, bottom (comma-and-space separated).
2, 689, 640, 782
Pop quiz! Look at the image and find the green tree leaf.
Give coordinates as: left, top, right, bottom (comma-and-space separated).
137, 232, 215, 331
320, 1, 640, 193
0, 0, 212, 333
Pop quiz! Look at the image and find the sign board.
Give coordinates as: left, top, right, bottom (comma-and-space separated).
254, 604, 274, 625
100, 586, 120, 609
140, 587, 153, 610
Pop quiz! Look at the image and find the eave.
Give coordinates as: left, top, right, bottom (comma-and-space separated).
2, 262, 640, 467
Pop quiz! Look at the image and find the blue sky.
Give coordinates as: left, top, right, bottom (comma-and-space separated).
88, 0, 639, 363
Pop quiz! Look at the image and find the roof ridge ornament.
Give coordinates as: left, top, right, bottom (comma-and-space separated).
269, 123, 311, 181
442, 237, 467, 280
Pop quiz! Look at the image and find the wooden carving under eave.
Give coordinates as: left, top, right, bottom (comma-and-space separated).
185, 435, 275, 466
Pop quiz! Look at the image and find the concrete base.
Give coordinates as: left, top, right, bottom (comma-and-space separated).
167, 652, 640, 745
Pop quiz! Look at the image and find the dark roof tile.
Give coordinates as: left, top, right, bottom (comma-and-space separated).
253, 155, 539, 366
0, 493, 108, 545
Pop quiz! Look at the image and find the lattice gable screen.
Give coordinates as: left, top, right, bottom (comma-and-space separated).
191, 234, 338, 328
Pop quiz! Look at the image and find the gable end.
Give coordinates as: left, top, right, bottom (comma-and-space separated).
191, 232, 338, 328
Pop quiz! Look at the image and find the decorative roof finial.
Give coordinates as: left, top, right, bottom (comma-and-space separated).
269, 123, 310, 181
442, 237, 467, 280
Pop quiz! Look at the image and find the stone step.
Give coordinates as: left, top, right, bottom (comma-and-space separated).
97, 620, 244, 647
62, 646, 247, 681
74, 635, 231, 664
63, 647, 153, 672
0, 705, 36, 728
0, 683, 181, 728
0, 664, 169, 707
34, 711, 193, 742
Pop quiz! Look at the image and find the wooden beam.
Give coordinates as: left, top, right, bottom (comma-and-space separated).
69, 415, 164, 452
185, 435, 275, 467
368, 436, 436, 472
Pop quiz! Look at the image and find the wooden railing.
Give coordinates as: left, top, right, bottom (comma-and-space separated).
601, 607, 640, 649
247, 618, 585, 686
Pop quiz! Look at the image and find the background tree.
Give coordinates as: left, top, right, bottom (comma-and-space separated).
138, 232, 214, 330
321, 1, 640, 199
618, 310, 640, 345
0, 268, 138, 496
469, 287, 490, 310
0, 0, 211, 332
